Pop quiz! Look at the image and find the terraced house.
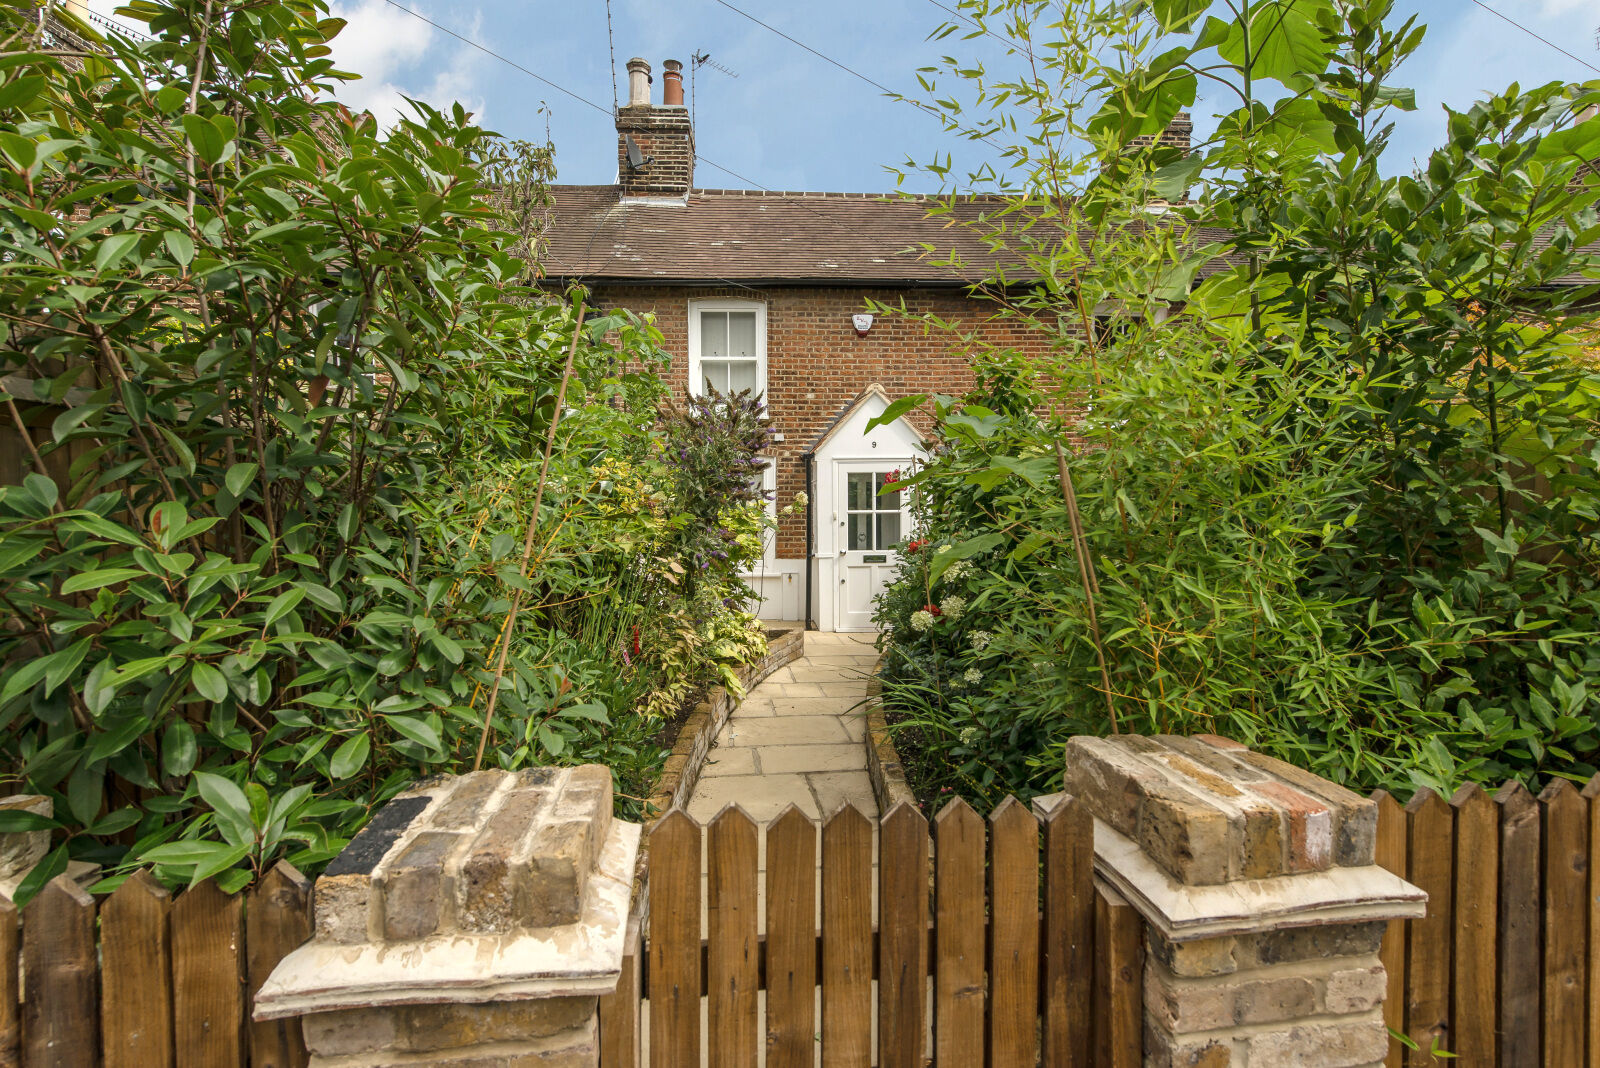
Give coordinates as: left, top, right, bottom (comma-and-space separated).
542, 57, 1061, 632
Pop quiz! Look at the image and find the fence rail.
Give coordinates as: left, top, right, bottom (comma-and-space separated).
601, 796, 1144, 1068
4, 860, 311, 1068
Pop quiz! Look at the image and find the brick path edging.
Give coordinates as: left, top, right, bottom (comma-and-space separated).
641, 627, 806, 821
865, 652, 918, 813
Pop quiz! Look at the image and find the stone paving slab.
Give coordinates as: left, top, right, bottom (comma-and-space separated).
686, 632, 880, 830
759, 744, 869, 774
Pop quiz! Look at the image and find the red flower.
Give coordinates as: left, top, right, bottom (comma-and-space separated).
906, 538, 927, 554
923, 603, 942, 617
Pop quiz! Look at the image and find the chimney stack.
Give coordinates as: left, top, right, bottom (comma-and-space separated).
662, 59, 684, 106
615, 56, 694, 200
626, 57, 651, 107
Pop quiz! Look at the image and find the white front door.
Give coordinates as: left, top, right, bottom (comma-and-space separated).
834, 462, 911, 631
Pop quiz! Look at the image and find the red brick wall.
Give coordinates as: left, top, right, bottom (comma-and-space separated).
590, 284, 1056, 559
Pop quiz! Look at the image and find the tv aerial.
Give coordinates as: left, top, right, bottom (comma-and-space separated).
692, 52, 739, 79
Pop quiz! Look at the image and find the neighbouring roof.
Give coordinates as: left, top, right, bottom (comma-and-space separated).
541, 184, 1597, 291
542, 186, 1032, 287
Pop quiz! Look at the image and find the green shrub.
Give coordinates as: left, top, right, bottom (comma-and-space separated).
874, 0, 1600, 806
0, 1, 765, 901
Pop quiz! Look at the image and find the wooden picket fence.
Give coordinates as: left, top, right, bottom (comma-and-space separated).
3, 860, 311, 1068
1373, 777, 1600, 1068
598, 796, 1147, 1068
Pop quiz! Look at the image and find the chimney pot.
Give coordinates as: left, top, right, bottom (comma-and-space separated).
625, 57, 652, 108
662, 59, 684, 106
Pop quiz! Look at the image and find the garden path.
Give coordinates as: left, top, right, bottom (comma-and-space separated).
686, 631, 880, 824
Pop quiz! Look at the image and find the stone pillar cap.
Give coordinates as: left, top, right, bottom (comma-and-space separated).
254, 766, 640, 1020
1056, 734, 1426, 943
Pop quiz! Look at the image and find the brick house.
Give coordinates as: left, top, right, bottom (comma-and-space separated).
543, 58, 1058, 631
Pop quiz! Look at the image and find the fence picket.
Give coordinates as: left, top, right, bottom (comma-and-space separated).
0, 898, 17, 1067
1496, 780, 1541, 1068
1092, 886, 1141, 1068
988, 797, 1039, 1068
821, 804, 872, 1068
1372, 790, 1407, 1068
101, 870, 174, 1068
1040, 795, 1094, 1068
707, 805, 759, 1068
599, 909, 643, 1068
172, 878, 246, 1068
1404, 788, 1453, 1066
1448, 784, 1497, 1067
246, 862, 313, 1068
878, 802, 928, 1068
649, 809, 701, 1068
1540, 779, 1587, 1066
765, 806, 816, 1068
933, 799, 984, 1067
23, 875, 100, 1068
1585, 776, 1600, 1068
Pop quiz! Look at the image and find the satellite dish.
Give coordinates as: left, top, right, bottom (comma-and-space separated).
624, 135, 651, 172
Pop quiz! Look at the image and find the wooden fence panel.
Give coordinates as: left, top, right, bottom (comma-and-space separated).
1498, 780, 1542, 1068
23, 876, 100, 1068
988, 797, 1039, 1068
101, 870, 174, 1068
172, 878, 246, 1068
1404, 788, 1454, 1066
707, 806, 759, 1068
877, 802, 928, 1068
1093, 886, 1142, 1068
821, 804, 873, 1068
1040, 796, 1094, 1068
1540, 780, 1587, 1066
245, 863, 312, 1068
1449, 784, 1497, 1067
765, 807, 816, 1068
932, 799, 984, 1067
0, 898, 17, 1067
648, 809, 701, 1068
1372, 790, 1407, 1068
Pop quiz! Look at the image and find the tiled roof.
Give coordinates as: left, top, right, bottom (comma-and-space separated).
541, 186, 1035, 286
541, 185, 1596, 290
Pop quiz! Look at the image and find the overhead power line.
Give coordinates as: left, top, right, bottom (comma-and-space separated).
379, 0, 611, 117
1467, 0, 1600, 76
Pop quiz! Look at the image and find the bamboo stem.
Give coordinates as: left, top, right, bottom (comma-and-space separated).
1055, 440, 1118, 734
472, 299, 587, 771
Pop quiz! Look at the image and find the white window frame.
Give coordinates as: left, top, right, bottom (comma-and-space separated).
687, 298, 767, 400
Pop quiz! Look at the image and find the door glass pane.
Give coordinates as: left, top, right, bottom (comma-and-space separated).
848, 514, 872, 550
728, 359, 758, 395
728, 312, 757, 357
847, 471, 872, 511
700, 361, 730, 394
702, 312, 728, 358
877, 513, 901, 548
875, 472, 901, 510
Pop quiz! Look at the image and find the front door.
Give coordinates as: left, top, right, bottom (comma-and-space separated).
835, 462, 911, 631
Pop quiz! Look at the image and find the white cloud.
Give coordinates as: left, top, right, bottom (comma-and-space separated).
325, 0, 487, 127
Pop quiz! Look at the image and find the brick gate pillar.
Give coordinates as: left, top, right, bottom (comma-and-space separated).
1063, 735, 1426, 1068
254, 766, 640, 1067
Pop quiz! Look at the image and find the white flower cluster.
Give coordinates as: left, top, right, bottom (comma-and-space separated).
939, 595, 966, 622
944, 560, 973, 581
963, 667, 982, 685
969, 630, 993, 653
958, 726, 981, 746
910, 609, 934, 632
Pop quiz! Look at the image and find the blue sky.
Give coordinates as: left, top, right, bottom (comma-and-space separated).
96, 0, 1600, 192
